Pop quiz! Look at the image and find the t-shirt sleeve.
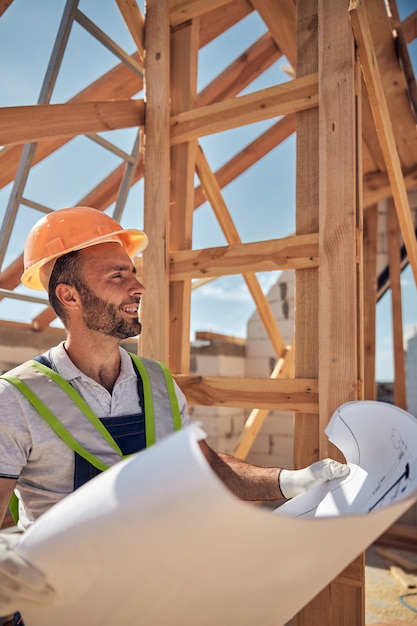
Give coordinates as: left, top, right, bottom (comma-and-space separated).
0, 380, 31, 478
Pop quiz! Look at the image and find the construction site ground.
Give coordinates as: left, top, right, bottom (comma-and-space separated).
365, 544, 417, 624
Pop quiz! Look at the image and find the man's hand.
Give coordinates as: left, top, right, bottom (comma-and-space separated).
0, 532, 55, 616
278, 459, 350, 499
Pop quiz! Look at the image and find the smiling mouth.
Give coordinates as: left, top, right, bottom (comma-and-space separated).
122, 304, 139, 315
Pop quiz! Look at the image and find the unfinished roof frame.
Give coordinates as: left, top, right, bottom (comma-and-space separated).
0, 0, 417, 623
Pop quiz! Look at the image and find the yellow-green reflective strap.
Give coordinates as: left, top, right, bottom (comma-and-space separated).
129, 354, 156, 446
156, 360, 182, 432
8, 493, 19, 525
0, 374, 112, 472
30, 360, 124, 458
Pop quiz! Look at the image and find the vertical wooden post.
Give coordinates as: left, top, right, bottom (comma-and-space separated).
294, 0, 320, 472
169, 20, 199, 373
387, 197, 407, 409
318, 0, 364, 624
141, 0, 170, 362
294, 0, 365, 623
363, 204, 378, 400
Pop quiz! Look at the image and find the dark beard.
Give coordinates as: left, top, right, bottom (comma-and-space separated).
77, 283, 142, 340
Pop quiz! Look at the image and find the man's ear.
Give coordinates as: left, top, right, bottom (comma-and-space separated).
55, 283, 80, 310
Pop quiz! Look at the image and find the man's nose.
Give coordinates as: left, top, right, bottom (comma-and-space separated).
131, 276, 146, 294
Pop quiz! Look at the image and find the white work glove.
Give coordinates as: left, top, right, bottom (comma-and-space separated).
278, 458, 350, 499
0, 531, 55, 616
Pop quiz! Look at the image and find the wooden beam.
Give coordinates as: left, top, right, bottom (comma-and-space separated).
195, 145, 287, 357
170, 0, 232, 27
309, 2, 364, 624
194, 114, 296, 209
363, 0, 417, 170
141, 0, 170, 362
0, 100, 145, 146
0, 0, 13, 17
363, 204, 378, 400
170, 234, 319, 279
293, 0, 320, 482
387, 197, 407, 409
250, 0, 296, 68
115, 0, 145, 61
169, 19, 199, 373
402, 9, 417, 44
171, 73, 318, 144
0, 53, 143, 188
198, 0, 253, 48
197, 33, 282, 106
174, 374, 318, 412
349, 0, 417, 289
319, 0, 360, 457
363, 165, 417, 208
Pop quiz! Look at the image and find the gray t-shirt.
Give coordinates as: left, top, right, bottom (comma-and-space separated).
0, 342, 190, 529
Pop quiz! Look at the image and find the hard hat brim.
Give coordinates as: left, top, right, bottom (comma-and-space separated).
21, 229, 148, 291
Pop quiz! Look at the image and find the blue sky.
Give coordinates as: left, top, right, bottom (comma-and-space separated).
0, 0, 416, 383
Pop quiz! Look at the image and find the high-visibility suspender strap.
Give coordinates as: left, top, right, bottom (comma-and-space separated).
1, 374, 110, 472
155, 360, 182, 432
30, 360, 124, 458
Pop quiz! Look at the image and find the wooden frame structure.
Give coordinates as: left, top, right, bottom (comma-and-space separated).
1, 0, 417, 623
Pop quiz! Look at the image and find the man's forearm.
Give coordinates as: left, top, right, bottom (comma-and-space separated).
199, 440, 283, 501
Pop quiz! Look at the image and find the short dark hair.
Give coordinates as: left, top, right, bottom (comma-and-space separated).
48, 250, 84, 324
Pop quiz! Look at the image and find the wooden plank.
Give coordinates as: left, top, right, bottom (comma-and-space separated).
0, 0, 13, 17
115, 0, 145, 60
0, 53, 144, 188
349, 0, 417, 289
292, 3, 322, 623
363, 204, 378, 400
198, 0, 253, 48
363, 166, 417, 208
363, 0, 417, 170
195, 145, 287, 357
387, 197, 407, 409
194, 114, 296, 209
402, 9, 417, 44
319, 0, 360, 456
169, 19, 199, 374
293, 0, 320, 474
317, 2, 364, 625
197, 33, 282, 106
250, 0, 296, 68
0, 100, 145, 146
170, 0, 232, 26
170, 234, 319, 279
141, 0, 170, 362
174, 374, 318, 411
171, 73, 318, 144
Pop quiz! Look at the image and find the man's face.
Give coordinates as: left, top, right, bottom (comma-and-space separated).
75, 243, 145, 340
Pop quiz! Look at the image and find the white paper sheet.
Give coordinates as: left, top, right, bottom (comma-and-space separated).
276, 400, 417, 518
14, 403, 417, 626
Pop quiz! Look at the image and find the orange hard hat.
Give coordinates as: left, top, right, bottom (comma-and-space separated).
22, 206, 148, 291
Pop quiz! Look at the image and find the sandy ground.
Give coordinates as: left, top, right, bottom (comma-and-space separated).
366, 545, 417, 624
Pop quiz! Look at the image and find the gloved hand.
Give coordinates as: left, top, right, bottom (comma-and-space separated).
0, 531, 55, 616
278, 458, 350, 499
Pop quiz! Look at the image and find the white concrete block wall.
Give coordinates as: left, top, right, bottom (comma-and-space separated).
245, 271, 295, 467
189, 342, 248, 453
406, 331, 417, 417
